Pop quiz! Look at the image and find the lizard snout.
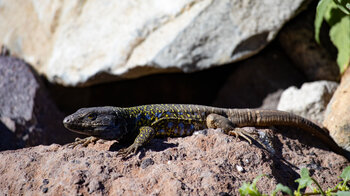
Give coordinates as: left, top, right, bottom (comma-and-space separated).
63, 116, 70, 124
63, 116, 73, 127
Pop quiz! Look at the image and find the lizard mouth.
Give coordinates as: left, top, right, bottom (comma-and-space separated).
64, 122, 126, 140
64, 122, 112, 134
63, 115, 112, 131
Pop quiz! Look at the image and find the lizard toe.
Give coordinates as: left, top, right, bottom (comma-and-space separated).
118, 144, 139, 159
228, 128, 254, 144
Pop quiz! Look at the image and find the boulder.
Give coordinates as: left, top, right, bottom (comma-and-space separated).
324, 68, 350, 151
277, 81, 338, 123
0, 56, 78, 150
0, 0, 309, 86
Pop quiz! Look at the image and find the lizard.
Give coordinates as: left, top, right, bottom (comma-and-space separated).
63, 104, 346, 158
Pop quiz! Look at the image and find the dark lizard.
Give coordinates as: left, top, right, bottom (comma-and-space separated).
63, 104, 345, 158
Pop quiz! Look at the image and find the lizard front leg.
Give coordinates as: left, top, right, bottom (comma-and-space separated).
118, 126, 156, 158
206, 113, 256, 144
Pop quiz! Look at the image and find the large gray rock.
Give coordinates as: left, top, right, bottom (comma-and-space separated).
277, 81, 338, 123
0, 56, 78, 150
0, 0, 309, 86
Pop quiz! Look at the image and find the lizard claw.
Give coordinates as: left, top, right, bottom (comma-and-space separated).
117, 144, 139, 159
67, 136, 99, 148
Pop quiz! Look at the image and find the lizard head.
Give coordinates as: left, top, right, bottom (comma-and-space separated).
63, 107, 128, 140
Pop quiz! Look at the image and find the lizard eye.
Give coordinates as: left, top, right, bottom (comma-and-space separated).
87, 113, 97, 120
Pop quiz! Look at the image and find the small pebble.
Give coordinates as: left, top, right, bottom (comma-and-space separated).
236, 165, 244, 172
194, 130, 208, 135
42, 179, 49, 185
141, 158, 154, 169
42, 187, 48, 193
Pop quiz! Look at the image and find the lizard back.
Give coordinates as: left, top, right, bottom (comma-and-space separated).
125, 104, 228, 137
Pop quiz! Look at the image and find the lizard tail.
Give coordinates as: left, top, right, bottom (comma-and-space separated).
226, 109, 347, 157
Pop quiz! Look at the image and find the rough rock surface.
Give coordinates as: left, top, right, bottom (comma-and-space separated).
278, 3, 340, 81
277, 81, 338, 123
0, 0, 309, 86
324, 68, 350, 151
0, 56, 78, 150
0, 129, 348, 195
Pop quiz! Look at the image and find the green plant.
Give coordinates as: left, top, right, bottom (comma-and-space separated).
314, 0, 350, 73
239, 166, 350, 196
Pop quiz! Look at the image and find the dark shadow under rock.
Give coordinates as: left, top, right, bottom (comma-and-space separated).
47, 42, 306, 115
0, 121, 20, 151
213, 45, 306, 109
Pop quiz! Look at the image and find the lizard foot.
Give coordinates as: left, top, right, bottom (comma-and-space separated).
117, 126, 155, 159
67, 136, 99, 148
206, 113, 258, 145
117, 144, 140, 159
228, 128, 258, 145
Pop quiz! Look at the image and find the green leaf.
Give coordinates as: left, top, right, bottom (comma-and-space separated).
318, 0, 350, 73
324, 1, 346, 26
239, 175, 265, 196
272, 184, 293, 196
315, 0, 333, 43
333, 0, 350, 15
295, 168, 313, 192
239, 182, 262, 196
328, 15, 350, 72
340, 166, 350, 183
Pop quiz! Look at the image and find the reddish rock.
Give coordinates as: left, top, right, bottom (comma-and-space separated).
0, 129, 348, 195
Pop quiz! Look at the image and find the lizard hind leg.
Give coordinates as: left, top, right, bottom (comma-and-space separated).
206, 113, 254, 144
